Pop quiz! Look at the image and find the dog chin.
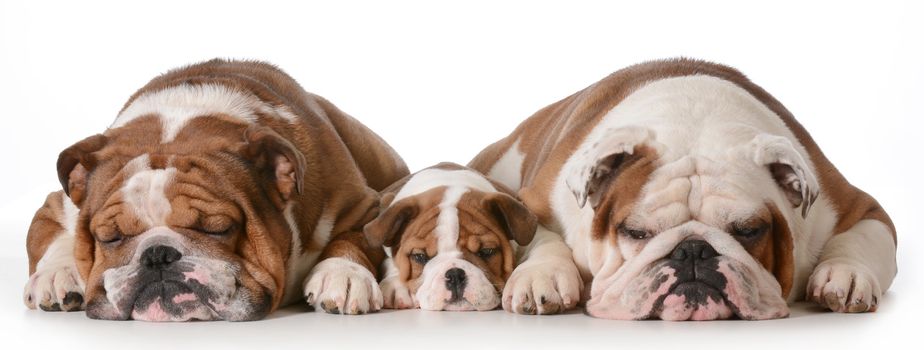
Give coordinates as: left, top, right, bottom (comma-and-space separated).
440, 299, 477, 311
419, 291, 500, 311
655, 281, 735, 321
587, 257, 789, 320
129, 281, 220, 321
94, 257, 243, 321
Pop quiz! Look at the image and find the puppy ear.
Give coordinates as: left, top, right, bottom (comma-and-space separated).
57, 134, 108, 207
747, 134, 819, 218
240, 126, 306, 207
364, 195, 418, 248
482, 193, 537, 246
565, 126, 659, 209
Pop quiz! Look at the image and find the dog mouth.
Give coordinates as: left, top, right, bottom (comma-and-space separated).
441, 298, 478, 311
653, 280, 736, 321
130, 280, 219, 321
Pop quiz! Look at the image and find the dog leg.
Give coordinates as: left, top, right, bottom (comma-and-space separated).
303, 231, 384, 315
24, 191, 85, 312
502, 225, 582, 314
806, 219, 896, 312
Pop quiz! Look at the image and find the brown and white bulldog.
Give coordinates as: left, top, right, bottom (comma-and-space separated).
363, 163, 569, 312
469, 58, 897, 320
22, 59, 409, 321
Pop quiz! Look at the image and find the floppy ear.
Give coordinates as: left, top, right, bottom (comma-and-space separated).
240, 126, 306, 208
57, 134, 109, 207
565, 126, 658, 209
482, 192, 537, 246
747, 134, 819, 218
768, 203, 795, 299
363, 195, 419, 248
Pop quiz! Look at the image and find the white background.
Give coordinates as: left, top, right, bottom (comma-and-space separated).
1, 0, 921, 349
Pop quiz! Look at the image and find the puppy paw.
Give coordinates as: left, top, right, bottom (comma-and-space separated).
806, 259, 882, 313
380, 276, 416, 309
23, 264, 85, 312
303, 258, 383, 315
502, 257, 582, 315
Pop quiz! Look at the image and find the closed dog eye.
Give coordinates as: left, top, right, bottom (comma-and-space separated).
617, 224, 651, 240
475, 248, 497, 259
729, 221, 770, 240
410, 252, 430, 264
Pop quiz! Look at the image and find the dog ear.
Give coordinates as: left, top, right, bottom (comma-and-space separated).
482, 192, 537, 246
768, 203, 795, 299
565, 126, 659, 209
57, 134, 109, 207
240, 125, 306, 208
747, 134, 819, 218
364, 195, 418, 248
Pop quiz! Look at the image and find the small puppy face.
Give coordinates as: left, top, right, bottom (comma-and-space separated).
365, 166, 536, 311
59, 119, 304, 321
568, 128, 817, 320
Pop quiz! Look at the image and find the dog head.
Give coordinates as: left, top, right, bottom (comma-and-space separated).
364, 163, 536, 311
59, 112, 306, 321
566, 124, 817, 320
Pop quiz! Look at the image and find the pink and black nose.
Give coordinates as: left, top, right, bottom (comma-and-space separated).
445, 268, 468, 301
140, 245, 183, 269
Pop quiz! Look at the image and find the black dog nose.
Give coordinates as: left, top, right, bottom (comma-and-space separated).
670, 240, 717, 262
445, 268, 467, 296
140, 245, 182, 269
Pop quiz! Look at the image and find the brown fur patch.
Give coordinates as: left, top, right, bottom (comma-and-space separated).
469, 57, 895, 244
368, 178, 527, 296
43, 59, 409, 317
589, 145, 660, 240
26, 191, 69, 275
734, 203, 795, 299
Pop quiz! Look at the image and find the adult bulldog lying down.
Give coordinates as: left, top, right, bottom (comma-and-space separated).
22, 59, 409, 321
469, 58, 897, 320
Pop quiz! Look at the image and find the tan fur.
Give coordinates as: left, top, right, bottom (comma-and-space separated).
365, 163, 537, 299
33, 59, 408, 319
469, 58, 894, 242
26, 191, 69, 275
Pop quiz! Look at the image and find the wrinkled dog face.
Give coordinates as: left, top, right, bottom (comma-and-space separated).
61, 119, 304, 321
366, 185, 536, 311
569, 128, 816, 320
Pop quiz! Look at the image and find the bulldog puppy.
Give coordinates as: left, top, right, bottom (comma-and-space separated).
469, 58, 897, 320
22, 59, 409, 320
363, 163, 564, 312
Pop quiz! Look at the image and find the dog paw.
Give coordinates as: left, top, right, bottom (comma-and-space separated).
502, 257, 582, 315
806, 259, 881, 313
303, 258, 383, 315
23, 264, 85, 312
380, 275, 416, 309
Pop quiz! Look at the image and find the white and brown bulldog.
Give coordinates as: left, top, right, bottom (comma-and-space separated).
363, 163, 575, 312
469, 58, 897, 320
22, 59, 409, 321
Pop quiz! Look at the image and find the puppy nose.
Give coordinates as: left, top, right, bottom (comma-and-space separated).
140, 245, 182, 269
670, 240, 717, 262
445, 268, 467, 290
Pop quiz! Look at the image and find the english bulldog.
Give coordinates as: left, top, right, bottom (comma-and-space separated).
22, 59, 409, 321
469, 58, 897, 320
363, 163, 572, 312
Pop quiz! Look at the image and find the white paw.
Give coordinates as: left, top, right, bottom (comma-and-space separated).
303, 257, 383, 315
806, 259, 882, 313
502, 257, 582, 315
380, 275, 416, 309
23, 263, 85, 312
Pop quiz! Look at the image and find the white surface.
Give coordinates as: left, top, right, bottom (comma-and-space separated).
1, 0, 921, 349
